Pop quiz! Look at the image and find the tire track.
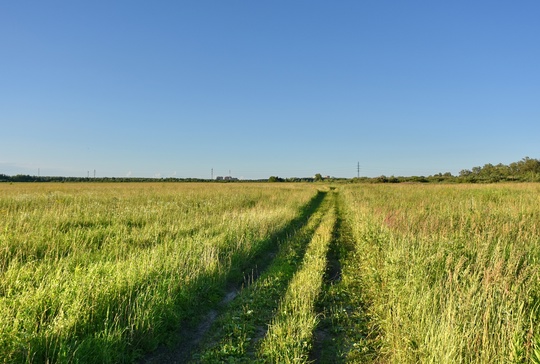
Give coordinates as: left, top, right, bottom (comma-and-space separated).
310, 190, 377, 363
258, 193, 336, 362
188, 191, 333, 363
140, 191, 328, 364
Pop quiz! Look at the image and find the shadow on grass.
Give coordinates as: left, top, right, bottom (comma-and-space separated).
15, 191, 328, 364
227, 189, 328, 287
139, 190, 328, 364
310, 192, 375, 363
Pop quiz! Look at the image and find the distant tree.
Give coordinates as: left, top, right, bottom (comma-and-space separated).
268, 176, 284, 182
521, 157, 540, 173
314, 173, 323, 182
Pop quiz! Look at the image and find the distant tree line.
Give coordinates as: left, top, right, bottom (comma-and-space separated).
2, 157, 539, 184
456, 157, 540, 183
0, 175, 219, 183
0, 174, 312, 183
353, 157, 540, 184
268, 176, 315, 182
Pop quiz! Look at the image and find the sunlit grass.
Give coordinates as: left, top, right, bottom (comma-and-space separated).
259, 193, 336, 363
192, 191, 330, 363
0, 182, 318, 363
3, 182, 539, 363
341, 183, 540, 363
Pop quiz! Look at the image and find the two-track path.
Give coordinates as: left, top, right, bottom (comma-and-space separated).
140, 189, 373, 363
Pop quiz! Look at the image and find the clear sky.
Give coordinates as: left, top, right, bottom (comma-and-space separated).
1, 1, 539, 179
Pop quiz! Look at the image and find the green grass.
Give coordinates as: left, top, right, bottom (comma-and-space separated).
2, 182, 540, 363
0, 183, 319, 363
191, 191, 332, 363
341, 183, 540, 363
312, 191, 378, 363
258, 192, 335, 363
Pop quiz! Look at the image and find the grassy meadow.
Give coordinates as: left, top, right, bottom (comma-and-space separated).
340, 183, 540, 363
1, 182, 539, 363
0, 183, 319, 363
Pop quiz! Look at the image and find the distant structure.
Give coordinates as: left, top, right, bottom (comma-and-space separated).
216, 176, 238, 181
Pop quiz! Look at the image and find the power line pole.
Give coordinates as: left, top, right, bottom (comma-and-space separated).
357, 162, 360, 178
211, 168, 213, 180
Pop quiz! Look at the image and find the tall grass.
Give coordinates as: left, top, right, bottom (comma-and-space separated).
259, 193, 336, 363
193, 190, 330, 363
0, 182, 318, 363
341, 183, 540, 363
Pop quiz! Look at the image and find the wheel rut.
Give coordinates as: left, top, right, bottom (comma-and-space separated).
188, 191, 333, 363
139, 190, 328, 364
309, 191, 377, 363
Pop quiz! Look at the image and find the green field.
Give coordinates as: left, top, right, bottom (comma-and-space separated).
1, 183, 539, 363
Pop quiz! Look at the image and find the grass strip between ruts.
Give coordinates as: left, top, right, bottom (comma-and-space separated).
190, 192, 333, 363
258, 193, 336, 363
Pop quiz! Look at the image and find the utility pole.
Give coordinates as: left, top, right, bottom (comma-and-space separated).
94, 169, 96, 179
211, 168, 213, 180
357, 162, 360, 178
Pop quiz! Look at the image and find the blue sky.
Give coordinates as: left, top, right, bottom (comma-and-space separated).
1, 1, 539, 179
